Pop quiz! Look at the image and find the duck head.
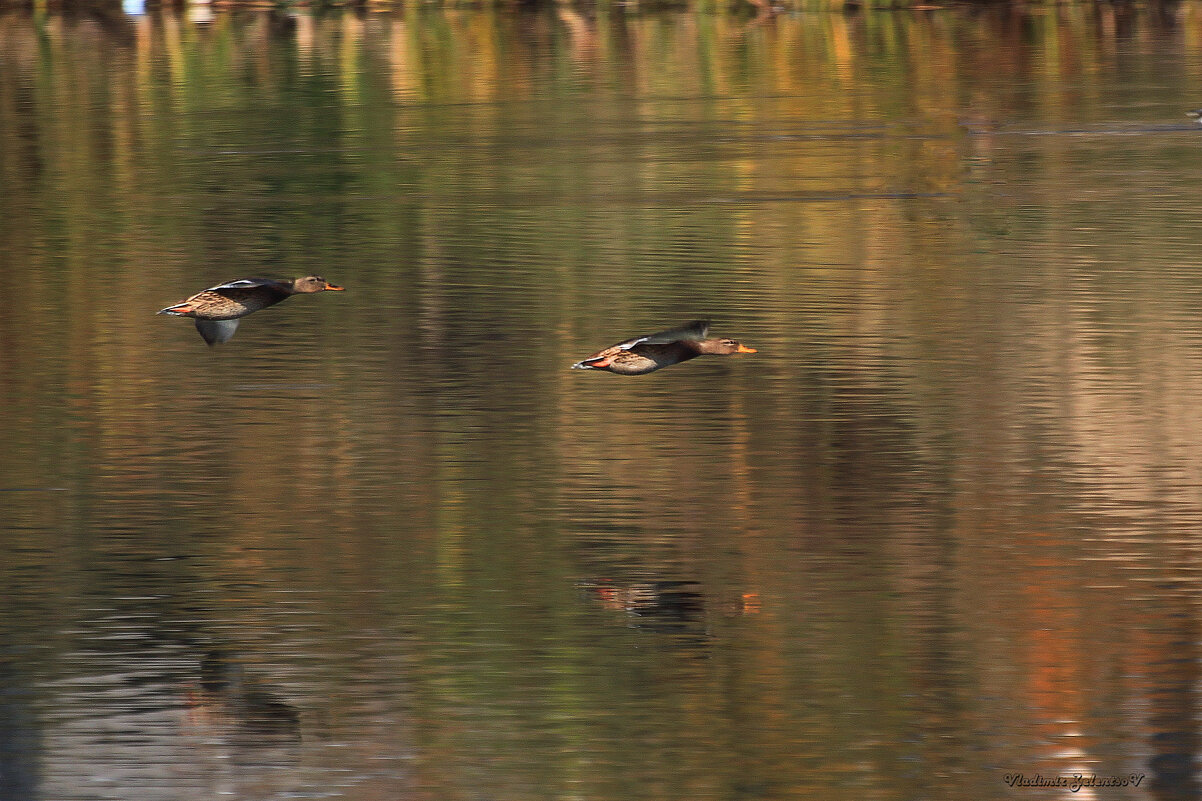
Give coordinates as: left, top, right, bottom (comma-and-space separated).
291, 276, 345, 293
696, 337, 757, 355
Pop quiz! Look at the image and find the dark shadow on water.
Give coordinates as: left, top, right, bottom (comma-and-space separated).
0, 651, 40, 801
1146, 607, 1201, 801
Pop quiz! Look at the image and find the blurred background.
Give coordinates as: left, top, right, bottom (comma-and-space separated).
4, 2, 1202, 799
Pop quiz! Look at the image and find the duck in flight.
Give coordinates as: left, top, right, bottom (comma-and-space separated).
158, 276, 344, 345
572, 320, 757, 375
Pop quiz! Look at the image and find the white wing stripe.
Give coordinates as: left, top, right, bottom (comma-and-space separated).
206, 278, 279, 291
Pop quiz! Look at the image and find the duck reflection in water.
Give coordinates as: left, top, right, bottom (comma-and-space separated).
182, 650, 301, 749
590, 580, 706, 631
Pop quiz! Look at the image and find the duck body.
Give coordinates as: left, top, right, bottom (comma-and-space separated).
572, 320, 756, 375
158, 276, 344, 345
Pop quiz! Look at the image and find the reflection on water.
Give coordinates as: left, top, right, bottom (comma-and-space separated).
5, 2, 1202, 799
184, 650, 301, 746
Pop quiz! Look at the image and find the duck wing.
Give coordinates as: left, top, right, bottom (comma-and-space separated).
206, 278, 291, 296
618, 320, 710, 350
195, 319, 240, 346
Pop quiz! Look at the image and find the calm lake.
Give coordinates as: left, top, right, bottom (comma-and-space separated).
4, 3, 1202, 799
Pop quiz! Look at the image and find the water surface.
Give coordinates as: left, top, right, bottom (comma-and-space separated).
4, 4, 1202, 799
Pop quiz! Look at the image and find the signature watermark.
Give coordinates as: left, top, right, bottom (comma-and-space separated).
1004, 774, 1145, 792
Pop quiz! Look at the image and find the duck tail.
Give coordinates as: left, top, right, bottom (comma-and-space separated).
158, 303, 195, 316
572, 357, 610, 370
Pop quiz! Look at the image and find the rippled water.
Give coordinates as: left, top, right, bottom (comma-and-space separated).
6, 4, 1202, 799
